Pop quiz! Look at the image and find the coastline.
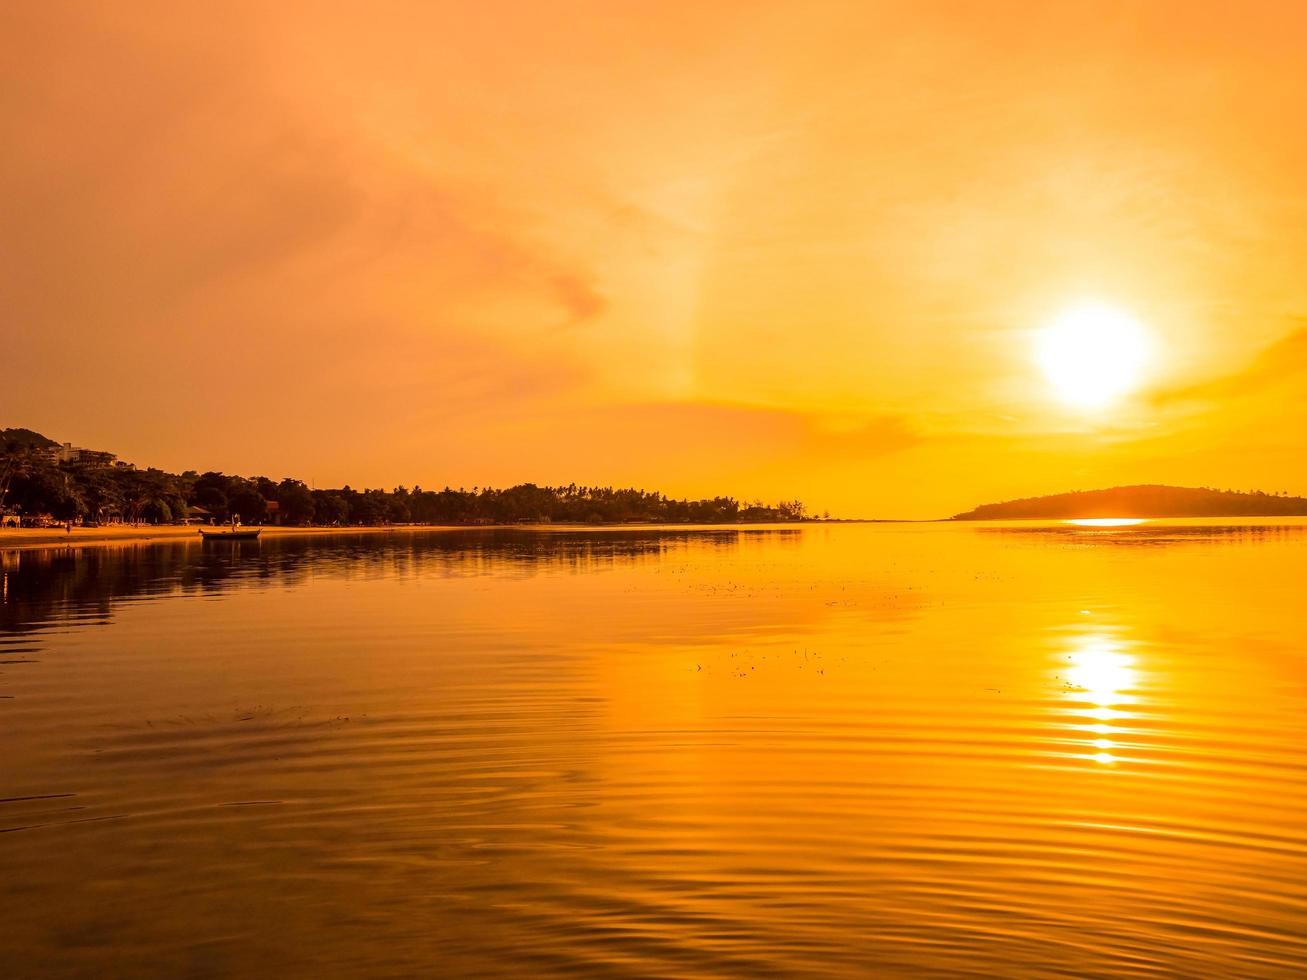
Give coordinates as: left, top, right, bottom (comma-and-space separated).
0, 524, 476, 551
0, 521, 823, 552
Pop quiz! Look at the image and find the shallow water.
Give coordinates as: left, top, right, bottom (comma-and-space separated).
3, 521, 1306, 977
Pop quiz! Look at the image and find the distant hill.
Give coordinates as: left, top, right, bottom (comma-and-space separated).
952, 485, 1307, 520
1, 427, 58, 450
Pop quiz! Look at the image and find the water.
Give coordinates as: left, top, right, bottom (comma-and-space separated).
3, 521, 1306, 977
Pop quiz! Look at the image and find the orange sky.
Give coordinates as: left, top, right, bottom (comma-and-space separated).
6, 2, 1307, 517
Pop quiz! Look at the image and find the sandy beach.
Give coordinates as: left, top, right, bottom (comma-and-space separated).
0, 524, 472, 550
0, 521, 799, 551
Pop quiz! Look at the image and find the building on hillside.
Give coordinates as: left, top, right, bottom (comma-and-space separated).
28, 444, 61, 464
57, 443, 118, 467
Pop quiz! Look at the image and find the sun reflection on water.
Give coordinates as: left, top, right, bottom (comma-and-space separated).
1064, 518, 1149, 527
1060, 633, 1139, 765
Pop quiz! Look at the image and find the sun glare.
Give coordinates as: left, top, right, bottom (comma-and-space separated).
1065, 518, 1148, 527
1062, 635, 1140, 766
1036, 303, 1152, 409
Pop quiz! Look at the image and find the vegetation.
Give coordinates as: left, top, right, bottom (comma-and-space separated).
952, 484, 1307, 520
1, 428, 808, 526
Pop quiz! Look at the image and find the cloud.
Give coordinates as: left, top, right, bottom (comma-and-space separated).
549, 274, 607, 327
1154, 324, 1307, 407
0, 2, 610, 471
455, 399, 924, 496
9, 2, 1307, 515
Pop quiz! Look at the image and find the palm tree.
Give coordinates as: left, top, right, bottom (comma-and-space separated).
0, 438, 42, 515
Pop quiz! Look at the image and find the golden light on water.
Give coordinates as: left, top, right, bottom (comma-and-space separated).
1060, 633, 1140, 766
1065, 518, 1149, 527
1036, 303, 1153, 410
8, 516, 1307, 976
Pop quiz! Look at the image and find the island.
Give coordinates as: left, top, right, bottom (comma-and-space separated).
952, 484, 1307, 521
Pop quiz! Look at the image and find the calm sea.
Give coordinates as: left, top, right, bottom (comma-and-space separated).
3, 522, 1306, 977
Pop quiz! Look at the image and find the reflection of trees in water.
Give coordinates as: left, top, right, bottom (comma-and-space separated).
2, 545, 199, 635
976, 522, 1307, 547
1, 529, 797, 636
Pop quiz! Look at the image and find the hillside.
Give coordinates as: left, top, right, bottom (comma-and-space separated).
952, 485, 1307, 520
1, 427, 59, 450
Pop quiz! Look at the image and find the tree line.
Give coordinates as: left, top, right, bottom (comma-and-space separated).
1, 430, 808, 526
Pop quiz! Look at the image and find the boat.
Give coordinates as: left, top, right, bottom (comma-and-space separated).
198, 524, 262, 541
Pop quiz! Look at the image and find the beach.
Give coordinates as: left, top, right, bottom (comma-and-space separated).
0, 521, 804, 550
0, 523, 469, 550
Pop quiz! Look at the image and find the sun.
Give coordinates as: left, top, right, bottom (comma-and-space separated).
1036, 303, 1152, 409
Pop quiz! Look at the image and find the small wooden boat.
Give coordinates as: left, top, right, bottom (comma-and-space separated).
198, 526, 262, 541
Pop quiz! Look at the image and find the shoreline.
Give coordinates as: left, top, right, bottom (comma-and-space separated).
0, 524, 460, 551
0, 521, 827, 552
